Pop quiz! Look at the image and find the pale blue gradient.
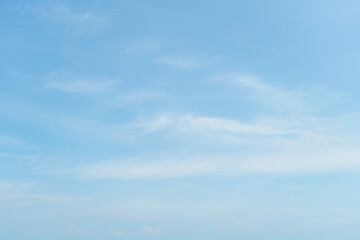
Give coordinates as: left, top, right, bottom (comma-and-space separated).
2, 0, 360, 239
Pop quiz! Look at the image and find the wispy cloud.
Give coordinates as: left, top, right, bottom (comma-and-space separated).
139, 113, 290, 135
231, 75, 273, 91
45, 79, 115, 94
66, 222, 88, 236
44, 71, 117, 94
0, 180, 87, 205
140, 225, 162, 235
214, 74, 308, 113
6, 72, 360, 179
72, 157, 218, 179
64, 110, 360, 179
156, 56, 205, 68
180, 114, 287, 134
0, 180, 33, 190
50, 8, 101, 24
19, 2, 105, 34
69, 144, 360, 180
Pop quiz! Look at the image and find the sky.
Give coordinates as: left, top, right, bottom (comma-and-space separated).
2, 0, 360, 239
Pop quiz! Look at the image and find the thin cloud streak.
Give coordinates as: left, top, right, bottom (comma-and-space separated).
0, 180, 88, 204
156, 56, 204, 68
214, 73, 309, 113
140, 225, 162, 235
232, 75, 273, 91
18, 2, 106, 34
74, 158, 218, 179
66, 222, 88, 236
70, 147, 360, 180
139, 113, 291, 135
45, 79, 115, 94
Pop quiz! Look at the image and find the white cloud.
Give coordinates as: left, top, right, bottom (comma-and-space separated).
19, 3, 105, 34
45, 79, 115, 94
66, 222, 88, 235
67, 111, 360, 179
214, 74, 308, 113
184, 114, 288, 135
89, 89, 165, 110
0, 180, 33, 190
139, 113, 290, 135
43, 72, 119, 94
231, 75, 273, 91
0, 180, 87, 204
140, 225, 162, 235
74, 158, 218, 179
139, 113, 173, 133
239, 149, 360, 174
56, 107, 360, 179
69, 145, 360, 180
47, 197, 356, 224
6, 73, 360, 179
51, 8, 100, 23
156, 56, 204, 68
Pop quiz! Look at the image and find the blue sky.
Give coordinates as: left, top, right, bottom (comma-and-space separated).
2, 0, 360, 239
